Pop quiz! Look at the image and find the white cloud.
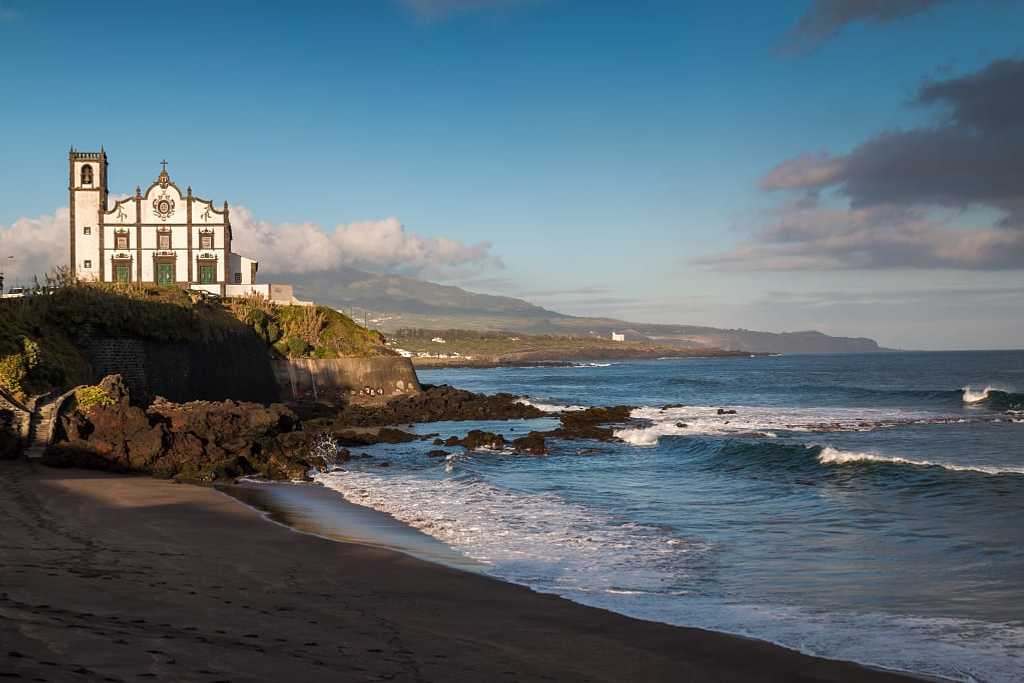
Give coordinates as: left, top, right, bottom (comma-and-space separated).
0, 208, 68, 285
0, 205, 500, 285
228, 206, 501, 277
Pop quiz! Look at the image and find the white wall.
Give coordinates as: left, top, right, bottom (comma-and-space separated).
72, 160, 102, 281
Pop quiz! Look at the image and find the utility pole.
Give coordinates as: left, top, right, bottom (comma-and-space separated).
0, 256, 13, 294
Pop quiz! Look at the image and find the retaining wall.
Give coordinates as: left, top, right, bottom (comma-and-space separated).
80, 331, 281, 404
272, 357, 421, 403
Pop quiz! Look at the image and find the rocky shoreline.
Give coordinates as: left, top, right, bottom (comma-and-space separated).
37, 375, 639, 483
412, 349, 761, 369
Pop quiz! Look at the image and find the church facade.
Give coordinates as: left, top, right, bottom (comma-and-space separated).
68, 148, 262, 295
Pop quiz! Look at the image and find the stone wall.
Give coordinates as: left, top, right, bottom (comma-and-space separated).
80, 332, 281, 404
77, 330, 421, 406
273, 357, 421, 403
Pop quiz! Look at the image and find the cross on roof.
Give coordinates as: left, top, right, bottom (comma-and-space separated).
160, 159, 168, 172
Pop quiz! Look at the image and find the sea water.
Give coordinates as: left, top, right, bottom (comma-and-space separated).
315, 351, 1024, 681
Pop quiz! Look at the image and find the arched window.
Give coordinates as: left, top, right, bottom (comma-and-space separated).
81, 164, 93, 186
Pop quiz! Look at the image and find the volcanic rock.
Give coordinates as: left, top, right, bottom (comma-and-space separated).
46, 375, 316, 482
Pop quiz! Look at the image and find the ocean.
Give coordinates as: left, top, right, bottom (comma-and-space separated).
314, 351, 1024, 681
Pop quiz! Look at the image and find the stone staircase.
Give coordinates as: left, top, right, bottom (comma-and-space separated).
24, 393, 57, 460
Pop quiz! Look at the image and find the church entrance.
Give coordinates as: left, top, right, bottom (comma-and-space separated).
156, 261, 174, 285
199, 264, 216, 284
112, 259, 132, 283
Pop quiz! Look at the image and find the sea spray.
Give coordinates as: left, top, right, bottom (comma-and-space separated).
963, 385, 997, 404
310, 432, 342, 469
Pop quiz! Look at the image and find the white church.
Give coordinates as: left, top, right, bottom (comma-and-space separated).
68, 147, 297, 301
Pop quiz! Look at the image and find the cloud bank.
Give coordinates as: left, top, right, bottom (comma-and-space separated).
0, 206, 499, 283
0, 209, 69, 284
229, 206, 501, 277
700, 202, 1024, 271
707, 58, 1024, 271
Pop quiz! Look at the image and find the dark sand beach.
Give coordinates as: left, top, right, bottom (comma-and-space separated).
0, 461, 921, 682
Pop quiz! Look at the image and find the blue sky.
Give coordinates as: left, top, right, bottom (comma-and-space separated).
1, 0, 1022, 349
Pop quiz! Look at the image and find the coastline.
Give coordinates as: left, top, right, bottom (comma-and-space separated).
1, 460, 923, 682
411, 349, 762, 369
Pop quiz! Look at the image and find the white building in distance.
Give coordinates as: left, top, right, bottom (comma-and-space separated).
611, 331, 625, 342
68, 148, 298, 301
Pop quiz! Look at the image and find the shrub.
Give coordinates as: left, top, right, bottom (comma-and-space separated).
0, 354, 28, 402
0, 337, 43, 402
285, 336, 311, 358
74, 385, 116, 412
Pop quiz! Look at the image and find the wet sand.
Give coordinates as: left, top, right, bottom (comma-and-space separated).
0, 461, 922, 682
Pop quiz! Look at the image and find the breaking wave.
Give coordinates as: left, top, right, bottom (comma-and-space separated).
816, 446, 1024, 476
315, 468, 709, 594
614, 404, 947, 446
312, 455, 1024, 682
963, 386, 1024, 410
516, 397, 587, 413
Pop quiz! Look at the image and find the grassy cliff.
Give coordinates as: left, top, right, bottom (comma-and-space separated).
0, 284, 390, 400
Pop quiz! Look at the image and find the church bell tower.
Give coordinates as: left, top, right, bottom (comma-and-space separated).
69, 147, 108, 280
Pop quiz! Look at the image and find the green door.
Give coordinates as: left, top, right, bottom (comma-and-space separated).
199, 265, 216, 284
115, 265, 130, 283
157, 262, 174, 285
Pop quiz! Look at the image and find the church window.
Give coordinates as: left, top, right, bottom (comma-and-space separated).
199, 264, 216, 284
115, 234, 129, 250
234, 272, 242, 284
200, 234, 214, 250
81, 165, 93, 186
158, 233, 172, 250
115, 264, 131, 283
83, 226, 91, 236
83, 260, 92, 269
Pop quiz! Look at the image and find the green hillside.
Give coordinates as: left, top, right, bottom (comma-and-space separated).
281, 267, 887, 353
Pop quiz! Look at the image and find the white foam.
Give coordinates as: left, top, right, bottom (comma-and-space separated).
816, 446, 1024, 475
315, 468, 709, 596
963, 385, 998, 404
614, 405, 942, 446
315, 466, 1024, 682
516, 397, 587, 413
569, 592, 1024, 683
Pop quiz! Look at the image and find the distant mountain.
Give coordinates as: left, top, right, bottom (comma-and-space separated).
278, 267, 889, 354
286, 266, 564, 320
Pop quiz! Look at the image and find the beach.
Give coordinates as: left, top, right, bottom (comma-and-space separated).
0, 460, 919, 682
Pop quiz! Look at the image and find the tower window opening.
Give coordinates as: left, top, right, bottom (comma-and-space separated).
83, 226, 91, 235
81, 164, 93, 186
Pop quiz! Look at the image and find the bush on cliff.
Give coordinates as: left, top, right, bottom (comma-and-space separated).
230, 292, 393, 359
0, 337, 50, 402
73, 384, 116, 411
